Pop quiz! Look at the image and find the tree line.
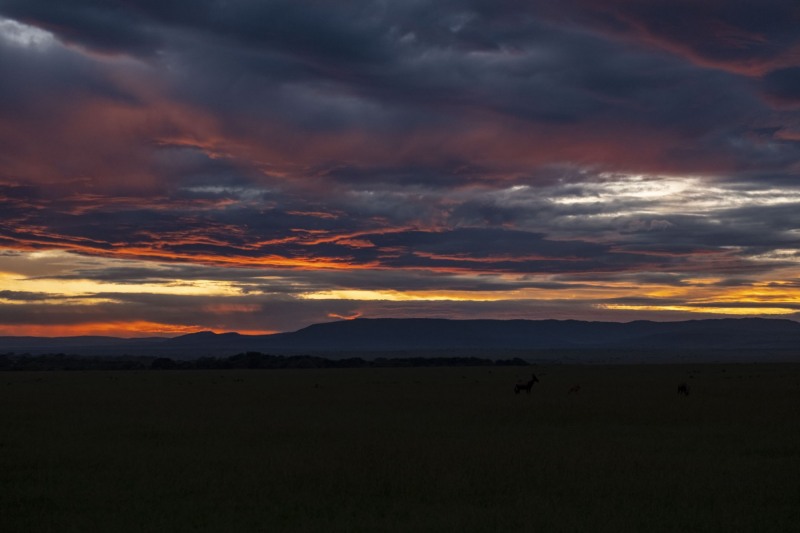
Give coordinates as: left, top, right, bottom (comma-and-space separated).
0, 352, 529, 371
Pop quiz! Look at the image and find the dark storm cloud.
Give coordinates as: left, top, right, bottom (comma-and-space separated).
0, 24, 143, 113
3, 0, 797, 186
763, 67, 800, 105
2, 1, 800, 332
608, 201, 800, 270
544, 0, 800, 75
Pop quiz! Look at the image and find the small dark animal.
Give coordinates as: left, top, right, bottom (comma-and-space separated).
514, 373, 539, 394
677, 383, 690, 396
568, 384, 581, 394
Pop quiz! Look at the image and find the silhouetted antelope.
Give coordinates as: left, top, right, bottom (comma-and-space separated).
677, 383, 690, 396
568, 384, 581, 394
514, 373, 539, 394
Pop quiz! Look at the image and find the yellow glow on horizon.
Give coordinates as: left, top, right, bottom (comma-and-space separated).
693, 284, 800, 304
599, 304, 796, 316
0, 277, 243, 298
299, 289, 513, 301
1, 248, 799, 337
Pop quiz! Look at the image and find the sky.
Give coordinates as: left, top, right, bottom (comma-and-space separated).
1, 0, 800, 337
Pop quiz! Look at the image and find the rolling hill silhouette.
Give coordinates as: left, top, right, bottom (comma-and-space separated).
2, 317, 800, 362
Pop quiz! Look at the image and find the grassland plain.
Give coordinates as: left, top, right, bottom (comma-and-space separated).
2, 364, 800, 532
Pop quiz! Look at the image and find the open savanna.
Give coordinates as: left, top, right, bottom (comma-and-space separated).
2, 364, 800, 532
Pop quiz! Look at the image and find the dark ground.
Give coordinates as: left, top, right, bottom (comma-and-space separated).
2, 364, 800, 532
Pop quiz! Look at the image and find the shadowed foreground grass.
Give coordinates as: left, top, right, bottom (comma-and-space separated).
2, 364, 800, 532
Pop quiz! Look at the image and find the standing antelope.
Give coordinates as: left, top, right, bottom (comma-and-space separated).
514, 373, 539, 394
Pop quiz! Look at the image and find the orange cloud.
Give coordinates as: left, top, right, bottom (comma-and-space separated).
327, 311, 363, 320
0, 321, 277, 337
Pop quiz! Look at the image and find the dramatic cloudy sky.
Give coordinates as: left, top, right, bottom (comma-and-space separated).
1, 0, 800, 336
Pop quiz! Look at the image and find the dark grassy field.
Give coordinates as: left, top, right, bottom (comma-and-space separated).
2, 364, 800, 532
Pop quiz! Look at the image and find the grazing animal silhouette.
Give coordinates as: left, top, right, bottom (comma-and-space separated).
514, 373, 539, 394
677, 383, 690, 396
568, 384, 581, 394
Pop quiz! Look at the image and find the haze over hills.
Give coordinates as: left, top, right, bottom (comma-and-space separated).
2, 318, 800, 363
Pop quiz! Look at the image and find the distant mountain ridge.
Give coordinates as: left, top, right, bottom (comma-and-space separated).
2, 317, 800, 362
